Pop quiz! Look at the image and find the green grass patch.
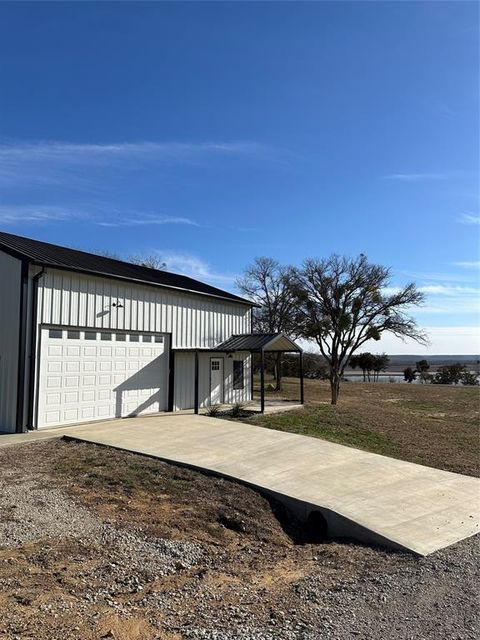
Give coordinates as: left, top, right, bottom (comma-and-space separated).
245, 406, 401, 458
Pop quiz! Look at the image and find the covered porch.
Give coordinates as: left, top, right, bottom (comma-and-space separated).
206, 333, 304, 414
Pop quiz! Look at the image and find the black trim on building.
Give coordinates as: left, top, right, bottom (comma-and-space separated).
27, 268, 45, 430
16, 260, 29, 433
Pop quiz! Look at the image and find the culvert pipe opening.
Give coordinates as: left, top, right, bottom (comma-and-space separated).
307, 510, 329, 541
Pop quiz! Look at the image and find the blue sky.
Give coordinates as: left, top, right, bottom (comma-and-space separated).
0, 2, 478, 353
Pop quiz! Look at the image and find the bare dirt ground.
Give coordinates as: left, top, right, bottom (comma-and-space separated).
0, 439, 478, 640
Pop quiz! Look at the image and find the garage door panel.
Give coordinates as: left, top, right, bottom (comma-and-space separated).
47, 377, 62, 388
38, 329, 169, 428
45, 411, 61, 424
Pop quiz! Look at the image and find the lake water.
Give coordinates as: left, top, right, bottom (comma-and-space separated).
344, 374, 421, 384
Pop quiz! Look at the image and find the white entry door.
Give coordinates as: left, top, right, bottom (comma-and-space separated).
37, 327, 169, 428
210, 358, 224, 405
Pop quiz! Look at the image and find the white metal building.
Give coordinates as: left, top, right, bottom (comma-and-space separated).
0, 231, 302, 433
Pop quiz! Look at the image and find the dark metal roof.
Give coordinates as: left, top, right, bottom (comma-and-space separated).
215, 333, 302, 352
0, 231, 253, 306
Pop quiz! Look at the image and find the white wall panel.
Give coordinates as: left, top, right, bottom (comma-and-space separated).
174, 351, 252, 411
37, 269, 251, 349
0, 250, 21, 432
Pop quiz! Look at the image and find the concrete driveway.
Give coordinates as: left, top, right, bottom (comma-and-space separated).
5, 414, 480, 555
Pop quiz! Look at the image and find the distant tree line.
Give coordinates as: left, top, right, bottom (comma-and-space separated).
404, 361, 479, 386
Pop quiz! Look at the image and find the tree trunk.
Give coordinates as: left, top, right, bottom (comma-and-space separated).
274, 353, 282, 392
330, 374, 340, 405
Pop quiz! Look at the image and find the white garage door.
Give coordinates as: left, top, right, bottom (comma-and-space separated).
37, 327, 169, 428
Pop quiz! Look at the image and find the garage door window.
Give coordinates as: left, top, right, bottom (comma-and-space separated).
85, 332, 97, 340
49, 329, 63, 339
67, 330, 80, 339
129, 334, 139, 342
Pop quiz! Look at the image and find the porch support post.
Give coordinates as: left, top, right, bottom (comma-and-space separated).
194, 350, 199, 414
260, 348, 265, 413
299, 350, 304, 405
250, 351, 254, 402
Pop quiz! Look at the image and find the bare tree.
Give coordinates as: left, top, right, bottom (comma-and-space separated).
89, 249, 167, 270
293, 254, 427, 404
236, 257, 301, 390
129, 254, 167, 270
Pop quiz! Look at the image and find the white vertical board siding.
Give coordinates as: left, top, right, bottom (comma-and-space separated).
0, 251, 21, 432
198, 352, 251, 407
37, 269, 251, 349
174, 351, 252, 410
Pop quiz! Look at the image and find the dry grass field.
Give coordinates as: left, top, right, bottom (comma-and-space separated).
249, 377, 480, 477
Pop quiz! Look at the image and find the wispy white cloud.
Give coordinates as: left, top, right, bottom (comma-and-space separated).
0, 205, 84, 224
155, 250, 237, 286
459, 213, 480, 225
453, 261, 480, 269
383, 172, 446, 182
0, 204, 201, 230
96, 214, 199, 228
0, 139, 272, 187
402, 270, 478, 284
385, 270, 480, 317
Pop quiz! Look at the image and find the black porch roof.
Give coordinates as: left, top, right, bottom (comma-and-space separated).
215, 333, 302, 353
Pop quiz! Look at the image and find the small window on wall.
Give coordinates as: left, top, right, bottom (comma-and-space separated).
233, 360, 244, 390
49, 329, 63, 339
